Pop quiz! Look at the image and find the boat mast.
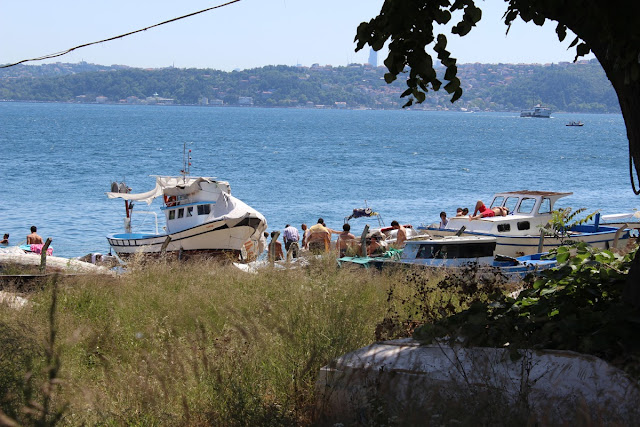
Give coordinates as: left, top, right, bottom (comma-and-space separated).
110, 180, 133, 233
180, 142, 192, 183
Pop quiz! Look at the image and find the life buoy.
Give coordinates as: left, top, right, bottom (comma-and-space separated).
164, 195, 176, 207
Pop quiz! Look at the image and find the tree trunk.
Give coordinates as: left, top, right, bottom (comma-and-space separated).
597, 54, 640, 307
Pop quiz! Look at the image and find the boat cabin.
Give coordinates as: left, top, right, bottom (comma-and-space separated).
159, 177, 232, 234
445, 191, 573, 236
400, 236, 496, 267
488, 191, 570, 217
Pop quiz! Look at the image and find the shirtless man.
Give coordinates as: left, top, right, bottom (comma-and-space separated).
268, 231, 284, 261
390, 220, 407, 248
27, 226, 43, 244
336, 223, 356, 256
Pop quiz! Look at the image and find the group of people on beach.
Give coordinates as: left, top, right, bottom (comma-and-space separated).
6, 202, 507, 261
263, 218, 409, 261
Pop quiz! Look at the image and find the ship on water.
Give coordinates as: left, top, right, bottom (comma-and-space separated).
520, 104, 551, 118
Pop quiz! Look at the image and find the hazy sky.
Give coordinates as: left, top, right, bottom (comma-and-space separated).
1, 1, 592, 70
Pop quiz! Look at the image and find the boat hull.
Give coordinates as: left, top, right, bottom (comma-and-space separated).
339, 254, 556, 279
422, 226, 630, 257
107, 216, 264, 259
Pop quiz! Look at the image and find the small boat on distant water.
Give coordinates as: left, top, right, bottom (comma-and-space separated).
520, 104, 551, 118
566, 121, 584, 126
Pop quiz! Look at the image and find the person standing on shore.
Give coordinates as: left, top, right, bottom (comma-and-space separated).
300, 223, 308, 249
268, 231, 284, 261
307, 218, 339, 253
282, 224, 300, 258
27, 226, 43, 245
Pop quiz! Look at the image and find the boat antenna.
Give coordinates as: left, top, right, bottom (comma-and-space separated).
180, 142, 192, 182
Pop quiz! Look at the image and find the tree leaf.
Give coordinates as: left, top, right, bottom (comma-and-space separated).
555, 23, 567, 42
568, 36, 580, 48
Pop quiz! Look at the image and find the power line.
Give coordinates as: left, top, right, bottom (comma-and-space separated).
0, 0, 241, 69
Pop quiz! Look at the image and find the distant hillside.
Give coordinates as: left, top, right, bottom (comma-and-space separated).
0, 60, 620, 113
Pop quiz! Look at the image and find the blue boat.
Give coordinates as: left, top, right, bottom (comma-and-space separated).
338, 235, 556, 279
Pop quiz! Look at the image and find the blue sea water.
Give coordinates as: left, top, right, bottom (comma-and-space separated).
0, 102, 636, 258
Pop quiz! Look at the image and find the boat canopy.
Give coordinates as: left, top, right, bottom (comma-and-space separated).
106, 176, 230, 205
491, 191, 572, 210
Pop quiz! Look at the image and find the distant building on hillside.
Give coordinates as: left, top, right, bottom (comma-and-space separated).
368, 48, 378, 67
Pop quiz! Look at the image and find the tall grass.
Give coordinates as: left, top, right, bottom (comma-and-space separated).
0, 258, 416, 425
0, 258, 519, 425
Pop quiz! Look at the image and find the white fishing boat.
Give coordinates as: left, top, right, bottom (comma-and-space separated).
106, 174, 267, 260
520, 104, 551, 118
422, 191, 631, 257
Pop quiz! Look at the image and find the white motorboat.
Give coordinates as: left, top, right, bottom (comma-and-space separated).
422, 191, 631, 257
106, 175, 267, 259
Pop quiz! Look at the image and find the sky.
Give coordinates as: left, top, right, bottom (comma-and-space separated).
0, 1, 593, 71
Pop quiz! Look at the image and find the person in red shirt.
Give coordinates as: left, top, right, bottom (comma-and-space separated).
470, 201, 509, 220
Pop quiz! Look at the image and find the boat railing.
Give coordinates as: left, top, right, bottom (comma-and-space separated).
133, 211, 159, 234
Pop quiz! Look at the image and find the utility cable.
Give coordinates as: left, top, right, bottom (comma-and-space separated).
0, 0, 241, 69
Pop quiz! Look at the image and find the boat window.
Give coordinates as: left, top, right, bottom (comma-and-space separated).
497, 224, 511, 232
538, 198, 551, 214
187, 207, 193, 217
416, 244, 453, 259
178, 208, 184, 219
517, 221, 530, 231
458, 242, 495, 258
490, 196, 505, 208
416, 243, 494, 259
504, 197, 518, 213
168, 210, 176, 220
518, 198, 536, 214
417, 244, 437, 259
197, 204, 211, 215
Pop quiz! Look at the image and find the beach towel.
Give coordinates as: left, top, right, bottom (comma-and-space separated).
30, 244, 53, 256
